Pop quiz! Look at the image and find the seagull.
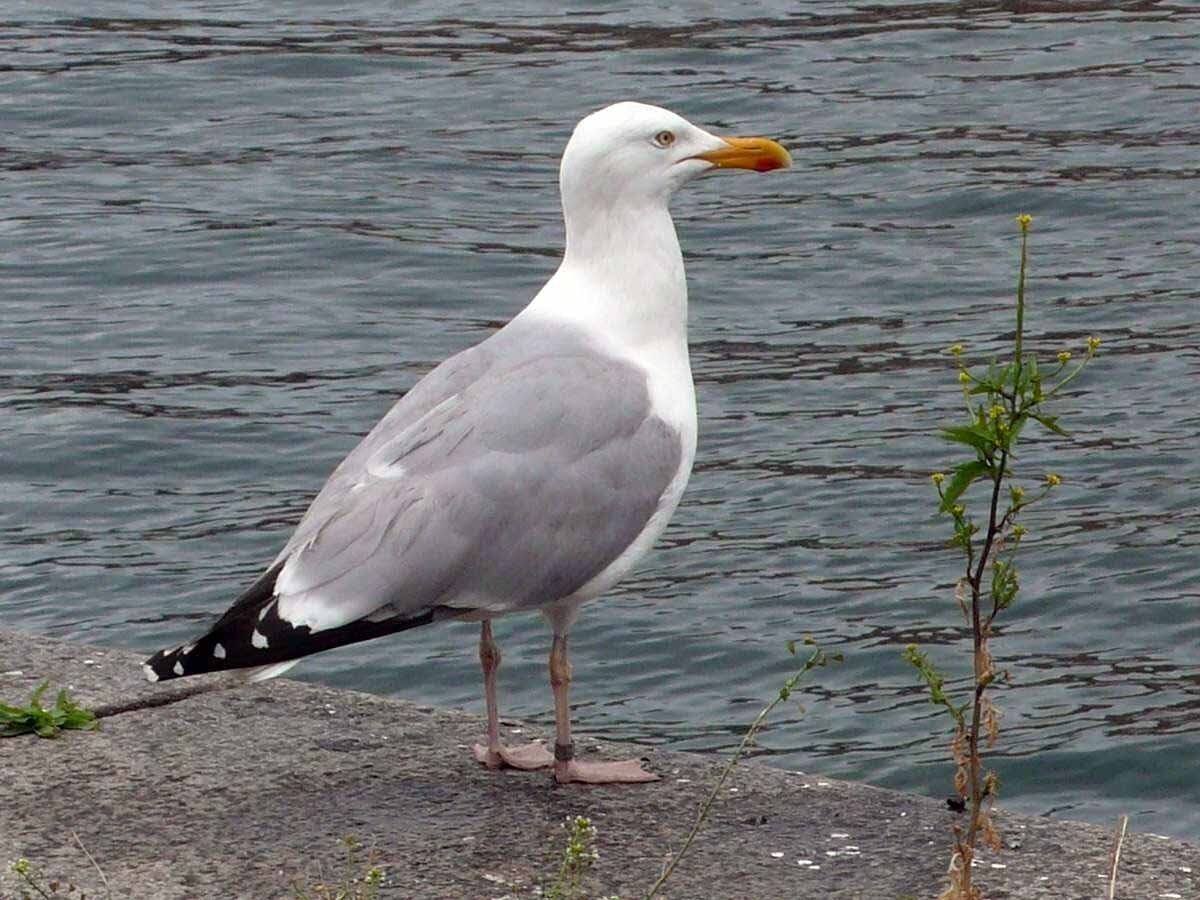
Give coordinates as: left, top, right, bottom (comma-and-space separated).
143, 101, 790, 783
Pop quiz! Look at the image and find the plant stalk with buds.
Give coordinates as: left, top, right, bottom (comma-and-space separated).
907, 214, 1099, 900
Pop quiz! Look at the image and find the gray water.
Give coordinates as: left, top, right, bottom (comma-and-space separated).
3, 1, 1198, 841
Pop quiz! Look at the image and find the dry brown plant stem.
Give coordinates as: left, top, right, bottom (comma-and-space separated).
1108, 814, 1129, 900
963, 446, 1009, 876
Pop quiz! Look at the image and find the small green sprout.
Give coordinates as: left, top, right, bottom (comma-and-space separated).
289, 835, 386, 900
0, 682, 97, 739
5, 846, 97, 899
546, 816, 600, 900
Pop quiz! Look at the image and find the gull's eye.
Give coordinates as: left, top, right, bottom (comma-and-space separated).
653, 130, 676, 148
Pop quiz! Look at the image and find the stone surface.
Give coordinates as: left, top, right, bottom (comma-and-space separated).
1, 629, 1196, 899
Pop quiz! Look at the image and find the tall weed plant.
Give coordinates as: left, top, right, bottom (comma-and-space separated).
906, 214, 1099, 899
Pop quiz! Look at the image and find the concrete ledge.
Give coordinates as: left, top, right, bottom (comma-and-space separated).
1, 629, 1196, 899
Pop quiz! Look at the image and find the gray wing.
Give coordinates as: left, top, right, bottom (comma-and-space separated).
271, 323, 683, 634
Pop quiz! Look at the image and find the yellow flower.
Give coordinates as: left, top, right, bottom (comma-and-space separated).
958, 370, 972, 385
1011, 486, 1025, 501
1057, 350, 1072, 364
1016, 213, 1033, 232
951, 504, 965, 517
1087, 336, 1101, 352
1012, 525, 1028, 539
989, 404, 1005, 421
948, 344, 964, 357
931, 472, 946, 486
1045, 473, 1062, 486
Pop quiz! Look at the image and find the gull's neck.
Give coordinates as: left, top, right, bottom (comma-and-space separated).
521, 199, 689, 361
516, 191, 698, 463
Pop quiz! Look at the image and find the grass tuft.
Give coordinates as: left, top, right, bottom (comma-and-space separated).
290, 836, 387, 900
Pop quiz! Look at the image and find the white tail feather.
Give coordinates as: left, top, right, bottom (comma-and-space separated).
240, 659, 301, 683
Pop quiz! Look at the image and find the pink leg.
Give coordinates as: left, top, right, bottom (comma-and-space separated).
472, 620, 554, 771
549, 633, 658, 784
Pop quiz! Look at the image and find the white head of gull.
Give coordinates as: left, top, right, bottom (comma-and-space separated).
143, 101, 790, 784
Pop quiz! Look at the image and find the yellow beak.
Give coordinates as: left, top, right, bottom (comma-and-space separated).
693, 136, 792, 173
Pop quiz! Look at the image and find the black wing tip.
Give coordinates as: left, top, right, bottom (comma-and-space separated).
142, 633, 237, 682
142, 648, 178, 682
142, 563, 286, 683
142, 584, 445, 684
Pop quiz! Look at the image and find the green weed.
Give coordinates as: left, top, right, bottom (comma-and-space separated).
545, 816, 605, 900
289, 836, 387, 900
907, 214, 1099, 899
0, 682, 97, 739
4, 833, 111, 899
645, 639, 837, 899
